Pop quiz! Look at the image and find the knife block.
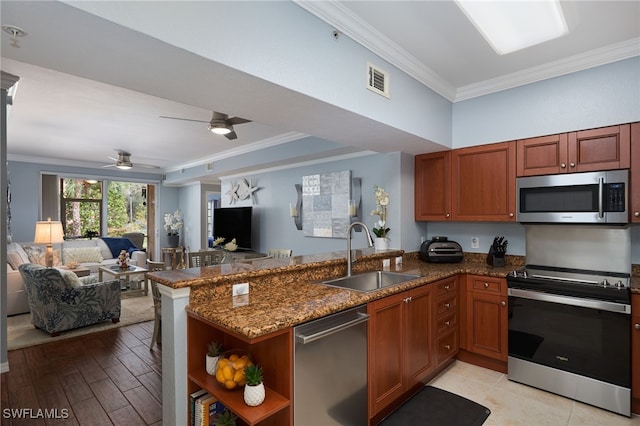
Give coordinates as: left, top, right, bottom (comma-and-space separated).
486, 247, 505, 267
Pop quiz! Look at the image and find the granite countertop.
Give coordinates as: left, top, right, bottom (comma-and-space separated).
181, 251, 518, 340
149, 250, 639, 341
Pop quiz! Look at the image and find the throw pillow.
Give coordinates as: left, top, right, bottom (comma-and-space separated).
22, 245, 62, 266
63, 246, 104, 264
58, 269, 82, 287
7, 252, 24, 270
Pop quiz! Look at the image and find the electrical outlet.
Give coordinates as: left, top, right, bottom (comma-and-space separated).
471, 237, 480, 249
232, 283, 249, 296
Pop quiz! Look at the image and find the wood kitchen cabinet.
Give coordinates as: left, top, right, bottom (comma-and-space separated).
415, 141, 516, 222
368, 283, 434, 421
451, 141, 517, 221
517, 124, 631, 176
631, 122, 640, 223
632, 293, 640, 415
415, 151, 452, 221
433, 277, 459, 367
459, 275, 508, 372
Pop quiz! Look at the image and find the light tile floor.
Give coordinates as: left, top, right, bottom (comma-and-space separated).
428, 360, 640, 426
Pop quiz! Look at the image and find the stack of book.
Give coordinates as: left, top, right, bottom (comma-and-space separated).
190, 389, 226, 426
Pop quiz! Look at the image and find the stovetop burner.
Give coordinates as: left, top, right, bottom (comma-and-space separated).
508, 264, 631, 304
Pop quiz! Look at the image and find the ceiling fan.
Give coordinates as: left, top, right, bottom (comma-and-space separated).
159, 111, 251, 140
102, 151, 159, 170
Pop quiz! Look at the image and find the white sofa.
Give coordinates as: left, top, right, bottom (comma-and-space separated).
6, 238, 146, 316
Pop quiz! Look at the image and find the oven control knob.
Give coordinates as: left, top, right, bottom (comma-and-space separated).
614, 280, 624, 288
522, 270, 528, 278
601, 279, 610, 287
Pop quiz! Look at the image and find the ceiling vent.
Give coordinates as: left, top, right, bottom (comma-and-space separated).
367, 62, 390, 98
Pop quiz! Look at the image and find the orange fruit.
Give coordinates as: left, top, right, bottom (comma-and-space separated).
229, 354, 240, 362
224, 380, 237, 390
222, 365, 234, 381
215, 368, 225, 384
233, 369, 245, 384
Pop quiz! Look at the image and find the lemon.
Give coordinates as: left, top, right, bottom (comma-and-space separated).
224, 380, 237, 390
222, 365, 234, 381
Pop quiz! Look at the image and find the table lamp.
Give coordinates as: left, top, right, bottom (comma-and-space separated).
33, 218, 64, 267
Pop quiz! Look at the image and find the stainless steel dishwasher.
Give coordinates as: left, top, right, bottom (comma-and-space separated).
294, 305, 369, 425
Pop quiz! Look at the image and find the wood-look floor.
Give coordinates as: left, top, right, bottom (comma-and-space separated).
1, 321, 162, 426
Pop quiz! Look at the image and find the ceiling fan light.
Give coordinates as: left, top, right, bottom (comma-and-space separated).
209, 123, 232, 135
116, 162, 132, 170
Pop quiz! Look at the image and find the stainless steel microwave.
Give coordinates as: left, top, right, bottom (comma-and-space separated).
516, 170, 629, 224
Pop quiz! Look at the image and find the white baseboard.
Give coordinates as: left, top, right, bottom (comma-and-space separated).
0, 361, 9, 373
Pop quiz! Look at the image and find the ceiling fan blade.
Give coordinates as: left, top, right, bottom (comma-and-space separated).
101, 164, 116, 168
107, 156, 119, 162
224, 130, 238, 140
159, 115, 210, 124
228, 117, 251, 125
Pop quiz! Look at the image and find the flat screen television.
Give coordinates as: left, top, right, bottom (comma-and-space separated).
213, 206, 253, 250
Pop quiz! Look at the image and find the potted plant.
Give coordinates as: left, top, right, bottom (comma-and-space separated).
206, 341, 223, 376
213, 409, 237, 426
243, 364, 265, 406
164, 209, 183, 248
371, 185, 390, 250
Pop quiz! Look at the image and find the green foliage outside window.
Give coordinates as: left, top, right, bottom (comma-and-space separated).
61, 179, 148, 242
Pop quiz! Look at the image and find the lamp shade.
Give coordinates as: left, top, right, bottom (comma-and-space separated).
34, 220, 64, 244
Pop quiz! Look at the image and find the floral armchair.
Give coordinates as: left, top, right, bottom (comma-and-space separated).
18, 263, 121, 336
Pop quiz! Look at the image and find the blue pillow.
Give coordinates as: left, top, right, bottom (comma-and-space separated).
101, 237, 138, 258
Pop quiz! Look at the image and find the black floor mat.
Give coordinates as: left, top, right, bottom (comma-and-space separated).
378, 386, 491, 426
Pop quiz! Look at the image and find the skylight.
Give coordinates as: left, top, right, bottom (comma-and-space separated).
455, 0, 569, 55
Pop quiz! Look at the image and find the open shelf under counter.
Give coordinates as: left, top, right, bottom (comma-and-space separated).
189, 369, 289, 425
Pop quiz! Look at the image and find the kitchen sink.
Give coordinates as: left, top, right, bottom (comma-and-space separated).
320, 271, 421, 293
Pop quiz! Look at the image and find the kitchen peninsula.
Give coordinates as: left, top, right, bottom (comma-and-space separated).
148, 248, 519, 425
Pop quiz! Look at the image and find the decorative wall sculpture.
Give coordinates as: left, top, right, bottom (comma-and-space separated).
223, 178, 259, 206
302, 170, 351, 238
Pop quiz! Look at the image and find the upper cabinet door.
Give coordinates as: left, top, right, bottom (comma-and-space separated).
451, 142, 516, 222
415, 151, 452, 221
568, 124, 630, 173
631, 122, 640, 223
517, 133, 569, 176
517, 124, 631, 177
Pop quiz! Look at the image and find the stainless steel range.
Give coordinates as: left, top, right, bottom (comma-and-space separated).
507, 225, 632, 417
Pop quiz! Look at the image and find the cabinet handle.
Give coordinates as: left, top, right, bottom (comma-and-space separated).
561, 163, 566, 168
403, 297, 412, 303
444, 344, 451, 350
509, 213, 514, 217
635, 323, 640, 330
444, 285, 450, 291
501, 301, 506, 307
446, 213, 451, 218
444, 303, 451, 309
570, 162, 576, 168
444, 321, 450, 327
635, 212, 640, 217
484, 282, 489, 288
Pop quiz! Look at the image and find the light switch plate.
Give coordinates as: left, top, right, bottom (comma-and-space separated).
232, 283, 249, 296
471, 237, 479, 249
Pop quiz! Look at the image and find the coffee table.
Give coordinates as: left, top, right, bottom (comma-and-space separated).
57, 265, 91, 277
98, 265, 148, 296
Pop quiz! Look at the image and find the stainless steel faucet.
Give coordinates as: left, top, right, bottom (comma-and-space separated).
346, 221, 375, 276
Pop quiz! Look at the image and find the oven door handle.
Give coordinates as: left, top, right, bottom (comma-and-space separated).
508, 288, 631, 314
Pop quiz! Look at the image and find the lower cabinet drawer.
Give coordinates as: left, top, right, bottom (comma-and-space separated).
436, 311, 457, 335
436, 294, 457, 316
437, 330, 458, 364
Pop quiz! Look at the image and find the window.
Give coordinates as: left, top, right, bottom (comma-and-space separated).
60, 178, 149, 244
61, 178, 103, 238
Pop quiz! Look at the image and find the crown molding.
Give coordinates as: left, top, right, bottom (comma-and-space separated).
455, 38, 640, 101
294, 0, 457, 101
165, 131, 308, 172
294, 2, 640, 103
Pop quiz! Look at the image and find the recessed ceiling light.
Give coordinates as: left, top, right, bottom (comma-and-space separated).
455, 0, 569, 55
